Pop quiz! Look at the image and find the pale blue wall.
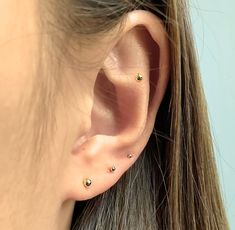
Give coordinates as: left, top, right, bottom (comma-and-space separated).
190, 0, 235, 228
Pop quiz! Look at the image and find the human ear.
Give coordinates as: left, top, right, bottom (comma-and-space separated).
63, 10, 170, 201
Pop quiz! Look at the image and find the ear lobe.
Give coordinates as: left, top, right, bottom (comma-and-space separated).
64, 10, 170, 201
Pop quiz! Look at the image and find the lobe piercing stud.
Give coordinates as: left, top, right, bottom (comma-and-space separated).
83, 178, 92, 188
109, 165, 116, 172
127, 153, 134, 159
136, 73, 143, 81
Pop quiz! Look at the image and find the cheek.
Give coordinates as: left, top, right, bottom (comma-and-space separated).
0, 38, 36, 152
0, 0, 38, 112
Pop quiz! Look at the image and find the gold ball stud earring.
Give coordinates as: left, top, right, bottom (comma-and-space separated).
83, 178, 92, 188
136, 73, 143, 81
109, 165, 116, 173
127, 153, 134, 159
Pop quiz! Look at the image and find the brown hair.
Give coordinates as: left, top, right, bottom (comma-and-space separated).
33, 0, 229, 229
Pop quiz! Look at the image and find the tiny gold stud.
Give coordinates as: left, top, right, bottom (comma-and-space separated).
109, 165, 116, 172
127, 153, 134, 159
83, 178, 92, 188
136, 73, 143, 81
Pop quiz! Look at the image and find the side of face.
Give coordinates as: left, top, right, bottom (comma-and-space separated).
0, 1, 39, 162
0, 0, 169, 204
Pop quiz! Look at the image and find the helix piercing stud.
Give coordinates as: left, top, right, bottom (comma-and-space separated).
83, 178, 92, 188
109, 165, 116, 172
136, 73, 143, 81
127, 153, 134, 159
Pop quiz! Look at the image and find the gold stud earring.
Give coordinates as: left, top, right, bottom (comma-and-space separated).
127, 153, 134, 159
136, 73, 143, 81
83, 178, 92, 188
109, 165, 116, 173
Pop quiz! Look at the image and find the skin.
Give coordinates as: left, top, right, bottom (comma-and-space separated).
0, 1, 170, 229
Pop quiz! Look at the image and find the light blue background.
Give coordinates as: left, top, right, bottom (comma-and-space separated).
190, 0, 235, 228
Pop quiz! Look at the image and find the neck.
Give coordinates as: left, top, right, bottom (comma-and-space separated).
0, 201, 74, 230
0, 155, 75, 230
